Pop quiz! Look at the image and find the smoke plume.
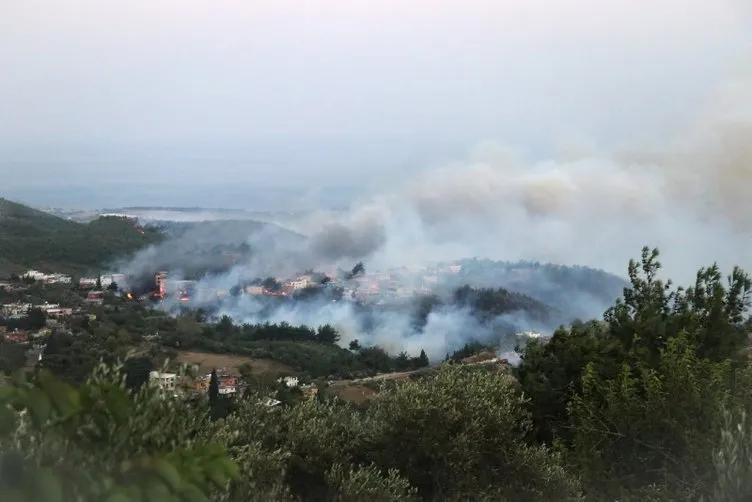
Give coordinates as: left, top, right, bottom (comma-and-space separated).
118, 71, 752, 360
299, 72, 752, 282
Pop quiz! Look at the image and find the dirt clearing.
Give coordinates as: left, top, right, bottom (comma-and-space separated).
175, 351, 294, 377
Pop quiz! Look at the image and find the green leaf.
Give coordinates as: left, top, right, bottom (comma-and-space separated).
119, 459, 134, 474
44, 380, 80, 417
205, 463, 229, 490
103, 388, 131, 424
0, 405, 17, 435
0, 385, 16, 402
26, 388, 52, 428
105, 493, 132, 502
0, 488, 27, 502
151, 458, 182, 492
31, 468, 63, 502
215, 456, 239, 480
179, 483, 208, 502
104, 483, 143, 502
143, 479, 171, 502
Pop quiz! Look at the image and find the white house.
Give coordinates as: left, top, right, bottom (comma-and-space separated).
149, 371, 177, 391
23, 270, 46, 281
79, 278, 98, 289
277, 376, 299, 388
287, 277, 312, 291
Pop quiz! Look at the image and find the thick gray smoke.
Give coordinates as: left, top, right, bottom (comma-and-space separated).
293, 71, 752, 282
119, 71, 752, 360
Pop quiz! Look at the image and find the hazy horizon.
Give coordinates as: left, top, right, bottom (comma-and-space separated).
3, 1, 752, 282
2, 1, 751, 210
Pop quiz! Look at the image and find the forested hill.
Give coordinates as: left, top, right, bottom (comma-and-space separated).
0, 197, 163, 275
447, 258, 628, 320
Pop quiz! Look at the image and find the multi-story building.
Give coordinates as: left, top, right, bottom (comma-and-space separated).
155, 272, 168, 296
79, 278, 98, 289
149, 371, 177, 391
86, 291, 105, 304
287, 277, 312, 291
245, 285, 264, 295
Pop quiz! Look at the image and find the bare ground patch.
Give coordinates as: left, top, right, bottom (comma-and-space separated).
328, 384, 377, 404
175, 351, 294, 377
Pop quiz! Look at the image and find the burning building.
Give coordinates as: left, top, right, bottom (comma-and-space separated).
155, 271, 168, 298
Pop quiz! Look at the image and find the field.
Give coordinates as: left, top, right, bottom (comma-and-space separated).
175, 350, 295, 377
327, 383, 378, 404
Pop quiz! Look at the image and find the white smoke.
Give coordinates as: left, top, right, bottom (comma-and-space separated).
120, 70, 752, 359
301, 71, 752, 283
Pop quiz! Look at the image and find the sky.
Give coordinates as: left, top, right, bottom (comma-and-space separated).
0, 0, 751, 208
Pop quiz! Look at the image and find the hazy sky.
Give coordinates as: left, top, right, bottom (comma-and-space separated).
1, 0, 751, 207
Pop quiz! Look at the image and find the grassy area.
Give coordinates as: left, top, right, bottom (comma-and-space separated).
326, 383, 377, 404
175, 350, 294, 377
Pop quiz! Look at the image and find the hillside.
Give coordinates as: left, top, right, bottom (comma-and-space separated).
120, 219, 307, 280
446, 258, 628, 320
0, 197, 163, 276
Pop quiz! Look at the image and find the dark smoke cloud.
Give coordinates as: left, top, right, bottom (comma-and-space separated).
309, 215, 387, 262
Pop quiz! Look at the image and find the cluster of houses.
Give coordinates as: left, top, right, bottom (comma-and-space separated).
22, 270, 72, 285
0, 300, 92, 346
148, 368, 240, 397
17, 270, 126, 289
239, 263, 464, 305
78, 273, 126, 290
148, 368, 318, 405
1, 301, 79, 320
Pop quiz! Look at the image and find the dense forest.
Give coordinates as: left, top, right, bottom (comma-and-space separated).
3, 246, 752, 501
0, 198, 163, 275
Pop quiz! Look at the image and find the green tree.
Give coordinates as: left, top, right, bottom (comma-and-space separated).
417, 349, 429, 368
217, 316, 234, 335
0, 366, 237, 501
516, 320, 622, 444
395, 352, 410, 371
316, 324, 340, 345
0, 341, 27, 375
365, 365, 579, 500
517, 247, 752, 500
122, 356, 154, 391
707, 409, 752, 501
26, 307, 47, 331
208, 369, 219, 406
567, 332, 739, 500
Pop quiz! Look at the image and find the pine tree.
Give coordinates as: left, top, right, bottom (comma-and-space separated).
418, 349, 429, 368
208, 369, 219, 405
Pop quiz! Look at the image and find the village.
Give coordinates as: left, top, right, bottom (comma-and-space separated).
160, 261, 466, 305
0, 264, 482, 409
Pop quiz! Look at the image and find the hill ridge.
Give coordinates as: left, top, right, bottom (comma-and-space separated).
0, 197, 163, 276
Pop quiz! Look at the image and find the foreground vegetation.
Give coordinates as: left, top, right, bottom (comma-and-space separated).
4, 247, 752, 501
